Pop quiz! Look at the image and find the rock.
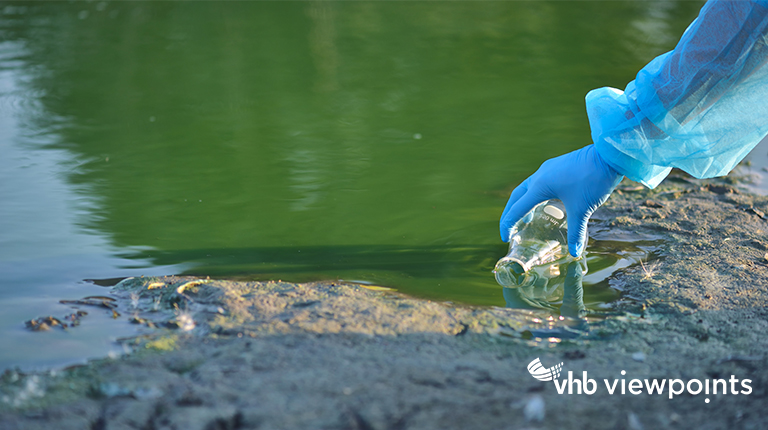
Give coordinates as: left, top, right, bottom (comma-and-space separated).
523, 395, 545, 422
628, 412, 644, 430
641, 200, 665, 209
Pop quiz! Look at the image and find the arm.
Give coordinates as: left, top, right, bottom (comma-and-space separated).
501, 0, 768, 256
588, 0, 768, 187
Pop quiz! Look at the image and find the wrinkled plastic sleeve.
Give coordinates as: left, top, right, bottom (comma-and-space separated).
586, 0, 768, 188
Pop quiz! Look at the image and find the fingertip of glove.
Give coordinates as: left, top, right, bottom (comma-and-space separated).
500, 229, 509, 242
568, 243, 583, 258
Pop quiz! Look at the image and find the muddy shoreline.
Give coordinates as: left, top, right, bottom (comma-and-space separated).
3, 175, 768, 430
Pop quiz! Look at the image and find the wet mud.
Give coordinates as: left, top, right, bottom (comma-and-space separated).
2, 175, 768, 430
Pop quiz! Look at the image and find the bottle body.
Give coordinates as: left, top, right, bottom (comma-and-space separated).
494, 200, 569, 287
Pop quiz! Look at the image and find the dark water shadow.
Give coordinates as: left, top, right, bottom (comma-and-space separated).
117, 244, 503, 280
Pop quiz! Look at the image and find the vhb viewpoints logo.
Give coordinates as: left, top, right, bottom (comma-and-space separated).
525, 357, 753, 403
527, 357, 563, 382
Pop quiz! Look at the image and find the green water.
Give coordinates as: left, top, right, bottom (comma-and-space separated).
0, 1, 706, 370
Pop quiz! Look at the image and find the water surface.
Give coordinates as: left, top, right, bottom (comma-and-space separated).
1, 1, 734, 370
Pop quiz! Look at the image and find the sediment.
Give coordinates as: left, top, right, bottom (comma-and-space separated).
2, 175, 768, 430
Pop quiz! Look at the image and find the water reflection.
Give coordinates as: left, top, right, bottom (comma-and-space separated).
503, 259, 587, 320
0, 36, 185, 371
500, 237, 661, 340
627, 1, 678, 61
307, 1, 339, 93
502, 259, 590, 340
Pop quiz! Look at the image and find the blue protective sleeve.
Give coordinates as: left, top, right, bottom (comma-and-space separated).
586, 0, 768, 188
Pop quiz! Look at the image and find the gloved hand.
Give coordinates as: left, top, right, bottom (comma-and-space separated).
499, 144, 623, 257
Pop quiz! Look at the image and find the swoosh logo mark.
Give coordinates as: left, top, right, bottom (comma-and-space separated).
527, 357, 564, 382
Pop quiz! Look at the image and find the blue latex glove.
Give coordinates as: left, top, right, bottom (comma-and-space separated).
499, 144, 623, 257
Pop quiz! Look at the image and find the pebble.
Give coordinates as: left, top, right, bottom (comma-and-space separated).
628, 412, 644, 430
523, 395, 545, 422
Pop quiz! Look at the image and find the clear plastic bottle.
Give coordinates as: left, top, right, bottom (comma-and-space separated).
494, 200, 569, 287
